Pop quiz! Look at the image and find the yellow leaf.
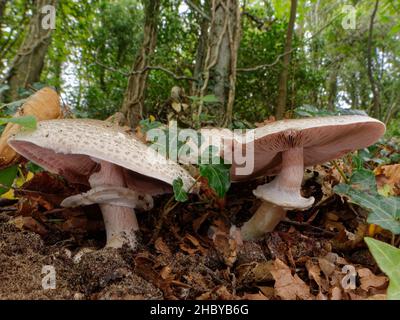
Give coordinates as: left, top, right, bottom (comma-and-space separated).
1, 188, 15, 200
149, 115, 156, 122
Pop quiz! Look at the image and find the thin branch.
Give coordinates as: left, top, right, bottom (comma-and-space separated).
185, 0, 210, 21
93, 59, 197, 81
237, 48, 294, 72
242, 11, 275, 30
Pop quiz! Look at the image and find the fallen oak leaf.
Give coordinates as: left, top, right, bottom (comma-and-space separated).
9, 216, 47, 236
358, 268, 388, 291
270, 259, 314, 300
305, 259, 329, 292
241, 292, 269, 300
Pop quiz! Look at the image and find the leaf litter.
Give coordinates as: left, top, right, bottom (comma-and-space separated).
0, 144, 399, 300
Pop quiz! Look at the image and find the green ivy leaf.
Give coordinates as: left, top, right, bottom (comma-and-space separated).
173, 178, 188, 202
139, 118, 162, 133
0, 165, 18, 194
364, 237, 400, 300
202, 94, 219, 103
199, 157, 231, 198
0, 115, 37, 130
349, 168, 377, 193
26, 161, 43, 173
334, 184, 400, 234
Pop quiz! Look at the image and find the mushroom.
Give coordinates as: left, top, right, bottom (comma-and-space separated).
221, 116, 385, 240
7, 119, 196, 249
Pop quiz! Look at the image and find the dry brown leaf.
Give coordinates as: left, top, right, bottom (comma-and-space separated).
318, 255, 336, 278
213, 233, 237, 267
241, 292, 269, 300
9, 216, 47, 235
358, 268, 388, 291
271, 259, 314, 300
61, 217, 88, 233
0, 87, 62, 167
366, 294, 387, 300
237, 261, 274, 284
316, 292, 328, 300
159, 266, 173, 280
257, 286, 275, 299
375, 164, 400, 195
330, 286, 342, 300
179, 234, 207, 256
155, 237, 172, 257
305, 259, 329, 291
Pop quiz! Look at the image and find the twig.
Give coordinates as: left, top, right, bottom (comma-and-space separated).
331, 160, 349, 184
185, 0, 210, 21
94, 59, 197, 81
237, 49, 294, 72
282, 219, 336, 236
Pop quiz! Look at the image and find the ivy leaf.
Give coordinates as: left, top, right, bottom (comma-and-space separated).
0, 165, 18, 194
173, 178, 188, 202
349, 168, 377, 193
364, 237, 400, 300
26, 161, 43, 173
202, 94, 219, 103
0, 115, 37, 130
139, 118, 162, 133
199, 157, 231, 198
334, 184, 400, 234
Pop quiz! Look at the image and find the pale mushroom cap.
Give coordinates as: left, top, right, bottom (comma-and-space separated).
232, 115, 385, 181
8, 119, 196, 191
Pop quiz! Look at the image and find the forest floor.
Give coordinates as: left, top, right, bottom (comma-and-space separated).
0, 161, 392, 300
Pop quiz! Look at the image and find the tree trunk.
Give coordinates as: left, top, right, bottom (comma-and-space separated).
327, 66, 339, 111
6, 0, 56, 101
120, 0, 160, 128
0, 1, 7, 34
197, 0, 241, 127
191, 0, 210, 95
275, 0, 297, 120
367, 0, 380, 119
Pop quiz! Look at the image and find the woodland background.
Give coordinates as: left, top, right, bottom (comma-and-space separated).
0, 0, 399, 131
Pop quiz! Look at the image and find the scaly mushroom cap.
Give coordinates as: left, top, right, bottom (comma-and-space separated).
7, 119, 196, 193
232, 115, 385, 181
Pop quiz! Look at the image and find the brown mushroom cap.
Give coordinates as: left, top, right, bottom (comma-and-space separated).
7, 119, 196, 194
231, 115, 385, 181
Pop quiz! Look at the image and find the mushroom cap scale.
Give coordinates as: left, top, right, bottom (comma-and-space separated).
232, 115, 385, 181
8, 119, 196, 192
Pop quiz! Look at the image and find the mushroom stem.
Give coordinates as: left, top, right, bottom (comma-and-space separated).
241, 147, 314, 240
241, 201, 286, 240
89, 161, 141, 249
100, 203, 139, 248
253, 147, 314, 210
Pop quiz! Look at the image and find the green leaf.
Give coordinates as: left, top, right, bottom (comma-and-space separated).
139, 118, 162, 133
349, 169, 377, 193
26, 161, 43, 173
0, 165, 18, 194
334, 184, 400, 234
173, 178, 188, 202
199, 157, 231, 198
202, 94, 219, 103
0, 115, 37, 130
365, 237, 400, 300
